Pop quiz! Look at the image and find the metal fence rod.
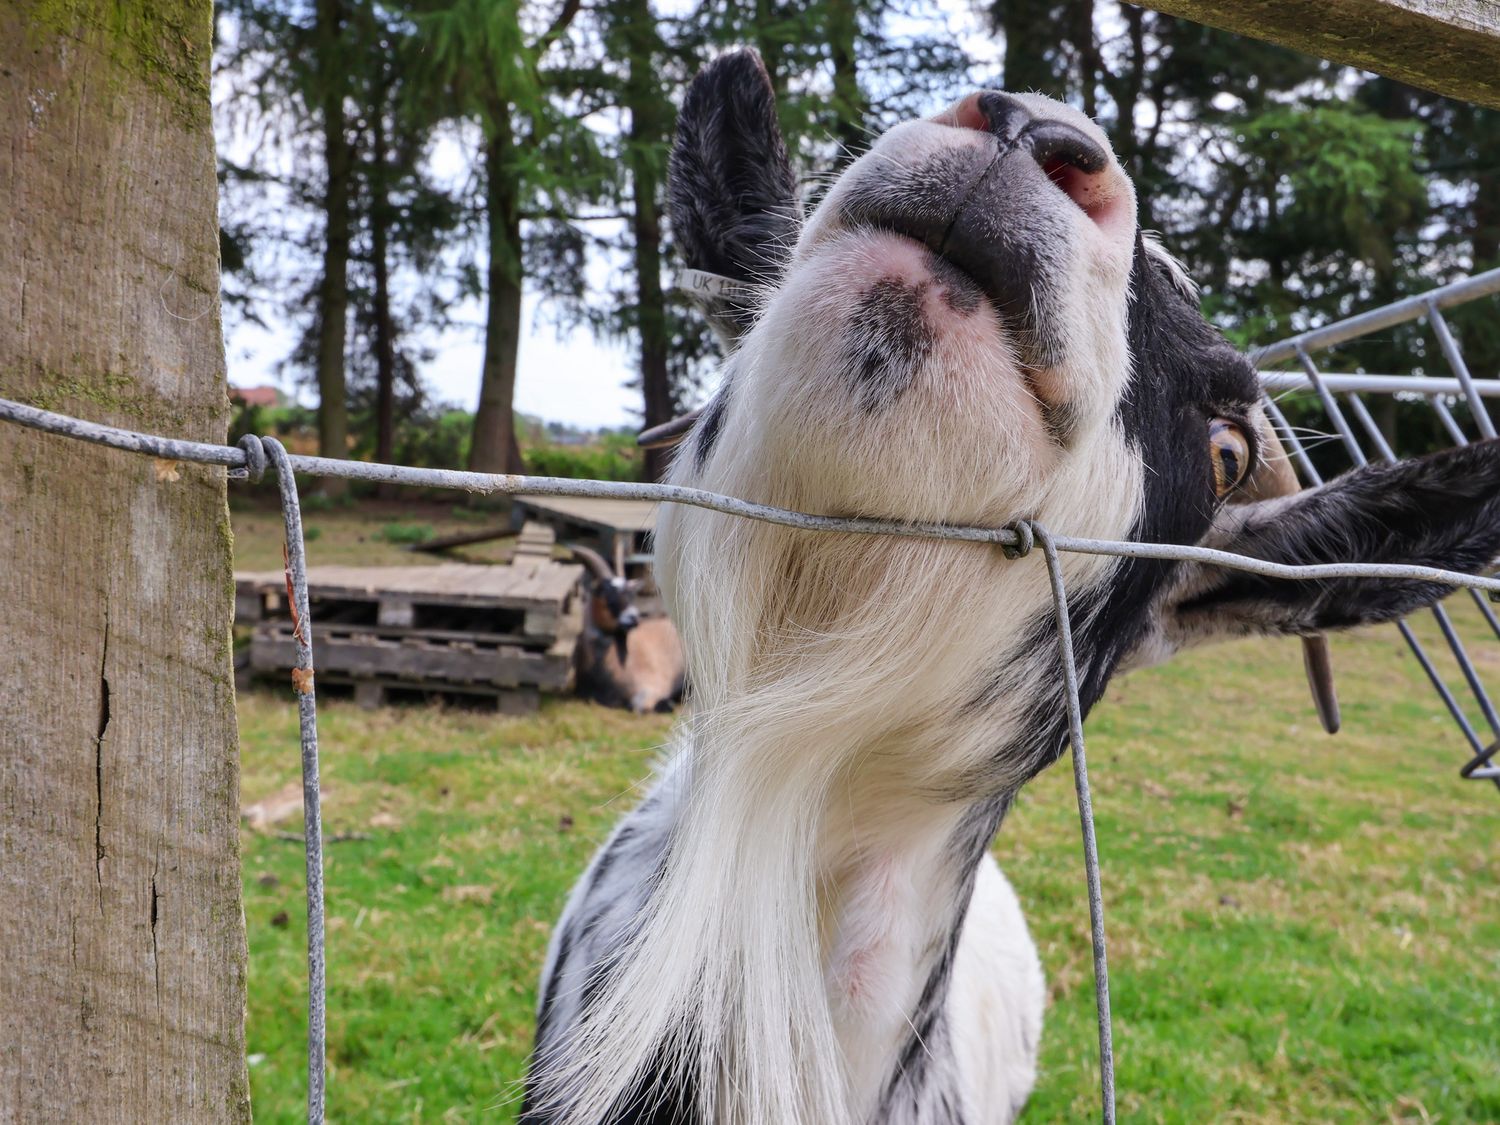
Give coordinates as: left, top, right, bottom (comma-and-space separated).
1346, 395, 1500, 738
1395, 619, 1489, 755
5, 396, 1499, 596
1030, 522, 1115, 1125
1259, 390, 1495, 782
1425, 301, 1497, 440
1428, 395, 1472, 447
1296, 348, 1370, 467
1252, 267, 1500, 367
1260, 373, 1500, 398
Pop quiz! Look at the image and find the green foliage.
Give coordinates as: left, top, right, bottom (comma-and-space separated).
1235, 106, 1426, 278
524, 432, 641, 481
374, 521, 435, 543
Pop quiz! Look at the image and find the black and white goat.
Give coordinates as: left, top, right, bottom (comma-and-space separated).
570, 545, 685, 714
523, 52, 1500, 1125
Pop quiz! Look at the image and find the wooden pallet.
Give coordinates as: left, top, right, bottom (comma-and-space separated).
249, 627, 573, 692
237, 561, 581, 638
235, 527, 583, 711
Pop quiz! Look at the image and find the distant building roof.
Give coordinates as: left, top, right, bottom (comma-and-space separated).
229, 384, 280, 408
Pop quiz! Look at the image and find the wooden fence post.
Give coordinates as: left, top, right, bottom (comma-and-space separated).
0, 3, 251, 1119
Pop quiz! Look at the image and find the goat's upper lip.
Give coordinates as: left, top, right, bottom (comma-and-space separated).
840, 120, 1111, 330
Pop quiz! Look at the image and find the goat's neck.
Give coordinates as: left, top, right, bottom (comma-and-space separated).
817, 752, 1007, 1115
661, 710, 1012, 1123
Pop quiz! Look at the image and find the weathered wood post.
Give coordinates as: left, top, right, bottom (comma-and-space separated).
0, 3, 251, 1119
1134, 0, 1500, 109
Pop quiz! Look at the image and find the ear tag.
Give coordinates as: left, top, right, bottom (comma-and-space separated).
1301, 634, 1341, 735
674, 269, 758, 352
675, 269, 752, 304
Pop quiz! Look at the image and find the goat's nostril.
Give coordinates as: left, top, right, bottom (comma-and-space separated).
948, 91, 1030, 141
1024, 121, 1107, 175
1023, 121, 1114, 223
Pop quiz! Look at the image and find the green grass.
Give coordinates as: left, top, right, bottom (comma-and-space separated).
232, 504, 1500, 1123
230, 500, 519, 572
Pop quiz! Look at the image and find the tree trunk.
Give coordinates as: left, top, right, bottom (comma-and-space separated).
622, 0, 675, 482
999, 0, 1063, 97
315, 0, 351, 495
827, 0, 866, 164
371, 72, 398, 482
1071, 0, 1098, 118
470, 116, 526, 476
0, 3, 250, 1120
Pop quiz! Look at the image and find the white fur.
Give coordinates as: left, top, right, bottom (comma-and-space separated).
530, 94, 1146, 1125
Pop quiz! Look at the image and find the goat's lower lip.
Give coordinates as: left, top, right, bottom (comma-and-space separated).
864, 225, 991, 308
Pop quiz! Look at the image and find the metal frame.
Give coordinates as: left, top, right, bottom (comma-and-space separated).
1254, 266, 1500, 791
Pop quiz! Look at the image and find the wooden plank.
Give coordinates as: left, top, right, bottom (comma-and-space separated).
295, 676, 541, 714
377, 597, 415, 628
1135, 0, 1500, 109
514, 495, 660, 535
250, 632, 573, 691
409, 525, 516, 553
235, 589, 264, 624
236, 562, 585, 612
524, 606, 562, 638
264, 620, 557, 651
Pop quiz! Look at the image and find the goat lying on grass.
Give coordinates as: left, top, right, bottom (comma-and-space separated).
569, 545, 685, 714
523, 51, 1500, 1125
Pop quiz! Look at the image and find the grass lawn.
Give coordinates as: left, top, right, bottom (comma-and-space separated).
234, 502, 1500, 1123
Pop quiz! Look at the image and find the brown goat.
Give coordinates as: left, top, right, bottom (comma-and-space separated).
568, 545, 685, 714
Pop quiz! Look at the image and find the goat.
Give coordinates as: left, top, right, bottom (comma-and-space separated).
523, 51, 1500, 1125
569, 545, 685, 714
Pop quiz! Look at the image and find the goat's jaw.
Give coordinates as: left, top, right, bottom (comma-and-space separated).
750, 99, 1135, 482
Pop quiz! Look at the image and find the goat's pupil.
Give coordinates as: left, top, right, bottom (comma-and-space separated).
1219, 446, 1239, 487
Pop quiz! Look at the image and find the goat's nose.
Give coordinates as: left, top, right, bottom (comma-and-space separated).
949, 91, 1031, 143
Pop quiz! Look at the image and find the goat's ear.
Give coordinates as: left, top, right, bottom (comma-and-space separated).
1145, 440, 1500, 656
669, 49, 799, 348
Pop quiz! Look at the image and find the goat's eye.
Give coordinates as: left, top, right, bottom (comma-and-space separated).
1208, 418, 1251, 497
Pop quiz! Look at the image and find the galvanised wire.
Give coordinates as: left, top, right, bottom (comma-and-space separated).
1028, 521, 1115, 1125
4, 396, 1496, 593
231, 432, 327, 1122
4, 267, 1500, 1125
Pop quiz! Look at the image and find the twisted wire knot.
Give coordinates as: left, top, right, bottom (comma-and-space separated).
1001, 520, 1035, 559
235, 434, 269, 483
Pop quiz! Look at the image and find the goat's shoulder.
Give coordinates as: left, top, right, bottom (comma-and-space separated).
947, 856, 1045, 1123
527, 753, 692, 1113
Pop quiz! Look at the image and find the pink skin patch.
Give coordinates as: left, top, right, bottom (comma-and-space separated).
838, 232, 986, 337
943, 91, 1132, 236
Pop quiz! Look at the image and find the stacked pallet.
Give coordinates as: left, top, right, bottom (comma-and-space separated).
236, 534, 583, 712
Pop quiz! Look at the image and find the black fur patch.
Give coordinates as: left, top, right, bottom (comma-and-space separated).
668, 51, 798, 293
848, 278, 935, 410
1180, 440, 1500, 632
694, 391, 728, 470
